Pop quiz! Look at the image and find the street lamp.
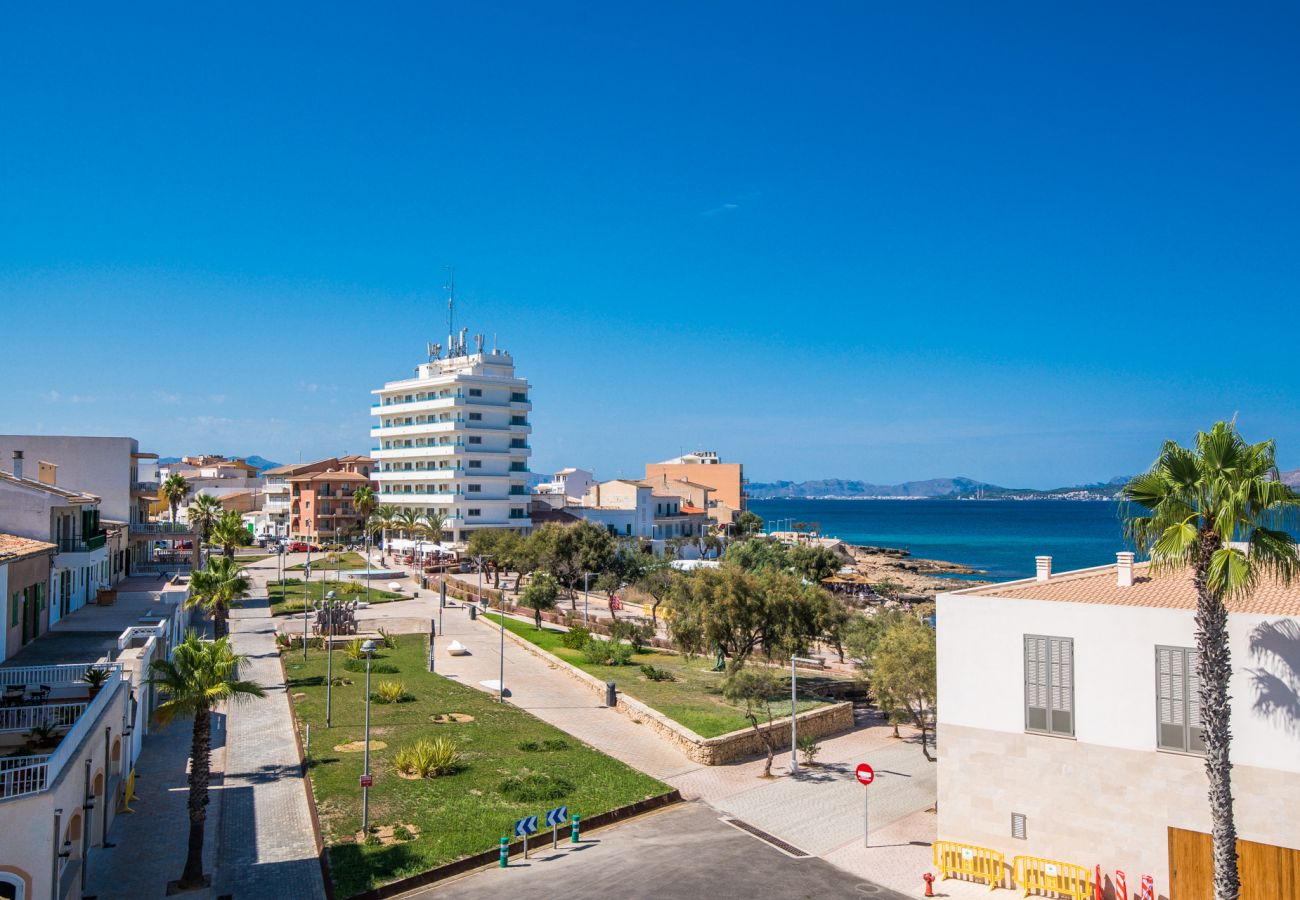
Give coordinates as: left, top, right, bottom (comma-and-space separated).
360, 637, 376, 833
788, 656, 819, 775
325, 590, 337, 727
583, 572, 591, 626
301, 550, 311, 662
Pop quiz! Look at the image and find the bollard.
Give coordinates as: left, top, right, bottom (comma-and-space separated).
605, 681, 617, 707
469, 605, 478, 621
571, 814, 581, 843
499, 837, 508, 867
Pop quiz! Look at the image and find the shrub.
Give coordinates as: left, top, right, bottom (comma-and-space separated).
373, 680, 411, 704
561, 624, 591, 650
343, 658, 399, 674
345, 638, 365, 660
393, 825, 414, 841
363, 832, 382, 846
610, 620, 654, 651
518, 738, 569, 753
274, 633, 293, 651
339, 581, 366, 596
378, 627, 398, 649
581, 636, 613, 665
640, 664, 676, 682
394, 737, 461, 777
497, 772, 573, 802
797, 733, 821, 766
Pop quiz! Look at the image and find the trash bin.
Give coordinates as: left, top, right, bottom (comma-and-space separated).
469, 605, 478, 621
605, 682, 617, 707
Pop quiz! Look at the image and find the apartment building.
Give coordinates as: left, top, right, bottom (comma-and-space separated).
289, 469, 370, 543
644, 450, 746, 523
936, 553, 1300, 896
575, 479, 709, 544
1, 535, 55, 664
0, 437, 191, 577
370, 334, 532, 543
535, 467, 595, 500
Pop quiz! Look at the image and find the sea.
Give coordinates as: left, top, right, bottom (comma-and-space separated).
748, 498, 1132, 582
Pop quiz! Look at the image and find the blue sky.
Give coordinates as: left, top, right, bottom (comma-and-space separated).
2, 3, 1298, 487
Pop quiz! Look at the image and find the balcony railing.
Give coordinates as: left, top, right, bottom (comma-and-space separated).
0, 755, 49, 799
131, 481, 159, 493
55, 533, 107, 553
0, 702, 88, 734
129, 522, 194, 534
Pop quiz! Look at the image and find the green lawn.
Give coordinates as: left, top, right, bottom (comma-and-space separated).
285, 636, 668, 897
485, 614, 837, 738
268, 579, 404, 616
289, 552, 372, 571
233, 552, 275, 563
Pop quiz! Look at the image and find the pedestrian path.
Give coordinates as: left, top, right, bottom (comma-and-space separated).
212, 596, 326, 898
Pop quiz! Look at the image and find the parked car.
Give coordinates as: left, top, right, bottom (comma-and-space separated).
288, 541, 319, 553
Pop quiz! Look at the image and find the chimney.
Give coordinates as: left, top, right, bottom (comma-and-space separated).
11, 450, 23, 480
1117, 552, 1135, 587
1035, 555, 1052, 582
38, 461, 57, 486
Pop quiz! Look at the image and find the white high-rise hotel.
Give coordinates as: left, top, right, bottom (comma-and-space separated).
370, 330, 532, 543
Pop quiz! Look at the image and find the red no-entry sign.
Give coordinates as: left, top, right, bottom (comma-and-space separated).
856, 763, 875, 786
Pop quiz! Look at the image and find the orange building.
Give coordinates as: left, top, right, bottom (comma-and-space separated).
289, 467, 372, 543
644, 450, 746, 515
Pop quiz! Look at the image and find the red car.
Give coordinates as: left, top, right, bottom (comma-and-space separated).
288, 542, 319, 553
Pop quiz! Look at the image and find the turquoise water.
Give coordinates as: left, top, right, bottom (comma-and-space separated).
749, 499, 1132, 581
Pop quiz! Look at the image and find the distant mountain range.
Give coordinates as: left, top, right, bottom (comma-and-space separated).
158, 455, 283, 471
748, 476, 1132, 501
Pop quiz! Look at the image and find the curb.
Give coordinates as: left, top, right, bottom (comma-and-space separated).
348, 789, 683, 900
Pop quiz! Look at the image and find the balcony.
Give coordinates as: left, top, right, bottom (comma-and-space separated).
131, 481, 159, 494
509, 441, 530, 450
0, 663, 126, 800
55, 533, 107, 553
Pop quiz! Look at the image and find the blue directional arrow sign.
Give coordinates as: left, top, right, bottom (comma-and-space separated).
513, 815, 538, 837
544, 805, 568, 828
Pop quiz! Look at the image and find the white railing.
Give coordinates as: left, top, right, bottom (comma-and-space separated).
0, 754, 50, 798
129, 522, 194, 534
40, 673, 126, 793
117, 623, 165, 651
0, 702, 88, 733
0, 662, 103, 688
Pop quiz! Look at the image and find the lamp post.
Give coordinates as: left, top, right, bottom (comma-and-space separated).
325, 590, 336, 727
583, 572, 591, 626
360, 637, 376, 833
788, 656, 819, 775
301, 550, 311, 662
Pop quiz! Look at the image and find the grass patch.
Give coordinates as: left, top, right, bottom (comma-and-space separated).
485, 613, 839, 738
232, 553, 275, 563
268, 579, 404, 616
289, 551, 372, 571
286, 635, 667, 898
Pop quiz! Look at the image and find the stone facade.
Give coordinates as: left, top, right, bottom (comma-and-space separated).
937, 722, 1300, 891
483, 616, 854, 765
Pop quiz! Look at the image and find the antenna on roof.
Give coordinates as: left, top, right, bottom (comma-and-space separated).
444, 266, 455, 352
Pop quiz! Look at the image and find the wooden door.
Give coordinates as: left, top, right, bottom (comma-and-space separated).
1169, 827, 1300, 899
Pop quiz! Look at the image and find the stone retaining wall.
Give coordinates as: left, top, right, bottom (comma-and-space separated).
479, 615, 854, 765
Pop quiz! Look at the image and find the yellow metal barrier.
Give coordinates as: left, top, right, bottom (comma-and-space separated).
119, 768, 139, 813
933, 840, 1005, 890
1012, 855, 1092, 899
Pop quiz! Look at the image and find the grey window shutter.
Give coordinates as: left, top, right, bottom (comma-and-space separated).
1187, 649, 1205, 752
1025, 636, 1049, 732
1157, 647, 1186, 750
1048, 638, 1074, 735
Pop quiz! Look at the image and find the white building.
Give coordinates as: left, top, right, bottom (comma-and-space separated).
936, 553, 1300, 895
370, 334, 532, 543
535, 467, 594, 500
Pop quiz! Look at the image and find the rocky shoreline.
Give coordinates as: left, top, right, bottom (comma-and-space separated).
844, 543, 992, 596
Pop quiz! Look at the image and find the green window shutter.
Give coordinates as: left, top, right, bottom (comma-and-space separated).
10, 592, 18, 627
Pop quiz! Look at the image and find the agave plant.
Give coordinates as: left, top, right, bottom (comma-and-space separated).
373, 680, 409, 703
394, 737, 460, 777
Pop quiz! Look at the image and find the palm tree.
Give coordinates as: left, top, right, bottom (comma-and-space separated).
1123, 421, 1300, 900
210, 509, 248, 559
372, 504, 397, 562
396, 508, 424, 541
352, 484, 377, 554
148, 633, 265, 889
187, 556, 251, 639
161, 473, 189, 523
423, 509, 449, 545
188, 494, 223, 564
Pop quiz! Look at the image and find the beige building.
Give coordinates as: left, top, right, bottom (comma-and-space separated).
937, 554, 1300, 895
0, 535, 55, 663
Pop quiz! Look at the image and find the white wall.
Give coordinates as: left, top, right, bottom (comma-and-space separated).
0, 436, 136, 522
937, 591, 1300, 773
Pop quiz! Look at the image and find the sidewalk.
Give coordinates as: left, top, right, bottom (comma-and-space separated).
212, 596, 326, 898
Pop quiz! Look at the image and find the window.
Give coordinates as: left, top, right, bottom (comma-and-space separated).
468, 460, 482, 468
10, 592, 17, 627
467, 484, 482, 493
1157, 646, 1204, 753
467, 508, 481, 517
1024, 635, 1074, 736
469, 388, 482, 397
469, 436, 482, 444
469, 412, 482, 421
511, 392, 527, 402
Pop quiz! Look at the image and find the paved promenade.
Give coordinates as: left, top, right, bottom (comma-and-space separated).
213, 595, 326, 898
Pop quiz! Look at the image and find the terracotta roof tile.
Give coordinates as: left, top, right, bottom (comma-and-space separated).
0, 532, 57, 563
955, 561, 1300, 616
